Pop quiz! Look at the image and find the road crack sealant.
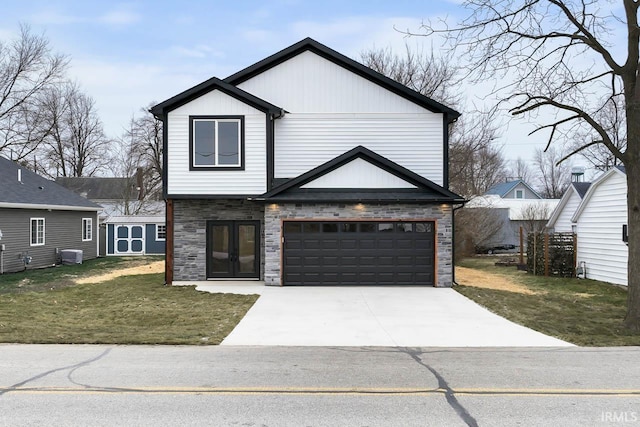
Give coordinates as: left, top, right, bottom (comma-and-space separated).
401, 347, 479, 427
0, 348, 112, 397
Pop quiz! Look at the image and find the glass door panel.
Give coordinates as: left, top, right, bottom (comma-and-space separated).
210, 224, 231, 275
238, 224, 256, 274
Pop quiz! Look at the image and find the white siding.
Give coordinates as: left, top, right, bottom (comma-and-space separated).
166, 90, 267, 195
300, 158, 417, 189
274, 113, 443, 185
575, 171, 628, 286
237, 51, 430, 113
553, 190, 581, 232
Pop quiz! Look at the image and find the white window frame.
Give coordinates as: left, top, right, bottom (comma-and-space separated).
30, 218, 45, 246
191, 116, 243, 169
515, 189, 525, 199
156, 224, 166, 241
82, 218, 93, 241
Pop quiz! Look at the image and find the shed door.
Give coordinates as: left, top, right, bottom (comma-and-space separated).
282, 221, 435, 286
115, 225, 145, 255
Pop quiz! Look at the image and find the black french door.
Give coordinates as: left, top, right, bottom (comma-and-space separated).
206, 220, 260, 279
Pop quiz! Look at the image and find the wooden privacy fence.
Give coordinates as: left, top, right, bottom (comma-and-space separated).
527, 232, 577, 277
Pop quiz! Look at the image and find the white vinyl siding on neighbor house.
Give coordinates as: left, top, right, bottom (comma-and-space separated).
574, 170, 628, 286
553, 190, 581, 233
237, 51, 431, 114
300, 158, 417, 189
166, 90, 267, 195
274, 113, 444, 185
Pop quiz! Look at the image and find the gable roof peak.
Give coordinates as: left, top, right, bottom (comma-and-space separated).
224, 37, 460, 121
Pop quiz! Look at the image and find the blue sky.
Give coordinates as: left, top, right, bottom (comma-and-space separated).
1, 1, 551, 163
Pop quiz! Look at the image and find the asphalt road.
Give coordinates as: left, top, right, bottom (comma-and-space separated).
1, 345, 640, 426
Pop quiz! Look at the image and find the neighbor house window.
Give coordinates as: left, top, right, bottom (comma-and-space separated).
156, 224, 166, 241
515, 189, 524, 199
190, 116, 243, 169
82, 218, 93, 241
30, 218, 45, 246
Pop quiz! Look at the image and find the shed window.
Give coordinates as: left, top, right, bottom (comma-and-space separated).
156, 224, 166, 241
30, 218, 45, 246
82, 218, 93, 241
190, 116, 243, 169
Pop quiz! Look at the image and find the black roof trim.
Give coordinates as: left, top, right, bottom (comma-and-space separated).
259, 145, 465, 202
150, 76, 283, 118
224, 37, 460, 121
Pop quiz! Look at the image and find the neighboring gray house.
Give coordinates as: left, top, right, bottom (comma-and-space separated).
486, 179, 542, 200
56, 175, 162, 219
0, 156, 101, 274
151, 37, 465, 286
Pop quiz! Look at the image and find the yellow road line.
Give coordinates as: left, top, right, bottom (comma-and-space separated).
2, 386, 640, 396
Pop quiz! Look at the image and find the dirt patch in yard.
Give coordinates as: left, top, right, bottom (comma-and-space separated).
75, 261, 164, 284
455, 266, 540, 295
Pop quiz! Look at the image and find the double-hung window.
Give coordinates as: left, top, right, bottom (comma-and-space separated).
190, 116, 243, 169
82, 218, 93, 241
30, 218, 45, 246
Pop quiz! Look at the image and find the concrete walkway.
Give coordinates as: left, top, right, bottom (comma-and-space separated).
181, 282, 573, 347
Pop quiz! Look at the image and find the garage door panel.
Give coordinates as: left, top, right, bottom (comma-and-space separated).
283, 220, 435, 286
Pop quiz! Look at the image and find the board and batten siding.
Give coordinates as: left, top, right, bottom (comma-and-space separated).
553, 190, 581, 232
575, 170, 628, 286
300, 158, 417, 189
0, 208, 98, 274
166, 90, 267, 195
237, 50, 434, 113
273, 113, 443, 185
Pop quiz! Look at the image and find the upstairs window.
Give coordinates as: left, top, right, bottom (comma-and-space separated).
515, 189, 524, 199
190, 116, 244, 170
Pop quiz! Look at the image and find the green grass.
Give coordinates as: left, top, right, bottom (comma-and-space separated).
456, 257, 640, 346
0, 258, 258, 345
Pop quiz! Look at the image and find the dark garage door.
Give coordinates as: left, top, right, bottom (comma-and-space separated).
283, 221, 435, 286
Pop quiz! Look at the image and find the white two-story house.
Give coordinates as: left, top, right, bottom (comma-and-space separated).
151, 38, 464, 287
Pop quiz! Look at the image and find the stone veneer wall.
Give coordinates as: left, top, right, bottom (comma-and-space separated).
264, 203, 453, 287
172, 199, 264, 281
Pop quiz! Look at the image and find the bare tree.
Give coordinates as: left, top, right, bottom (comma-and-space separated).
509, 157, 535, 184
415, 0, 640, 330
518, 203, 552, 235
0, 25, 68, 161
37, 82, 110, 177
109, 106, 163, 215
361, 44, 505, 197
533, 147, 571, 198
455, 206, 506, 258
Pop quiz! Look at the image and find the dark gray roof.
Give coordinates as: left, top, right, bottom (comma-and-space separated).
0, 156, 101, 210
572, 182, 591, 199
55, 177, 136, 200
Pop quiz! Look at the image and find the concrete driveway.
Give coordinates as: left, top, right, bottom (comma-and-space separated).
190, 283, 572, 347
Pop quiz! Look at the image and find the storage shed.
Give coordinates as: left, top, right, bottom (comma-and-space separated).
105, 216, 165, 256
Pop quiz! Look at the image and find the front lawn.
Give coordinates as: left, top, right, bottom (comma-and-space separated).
456, 257, 640, 346
0, 258, 258, 345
